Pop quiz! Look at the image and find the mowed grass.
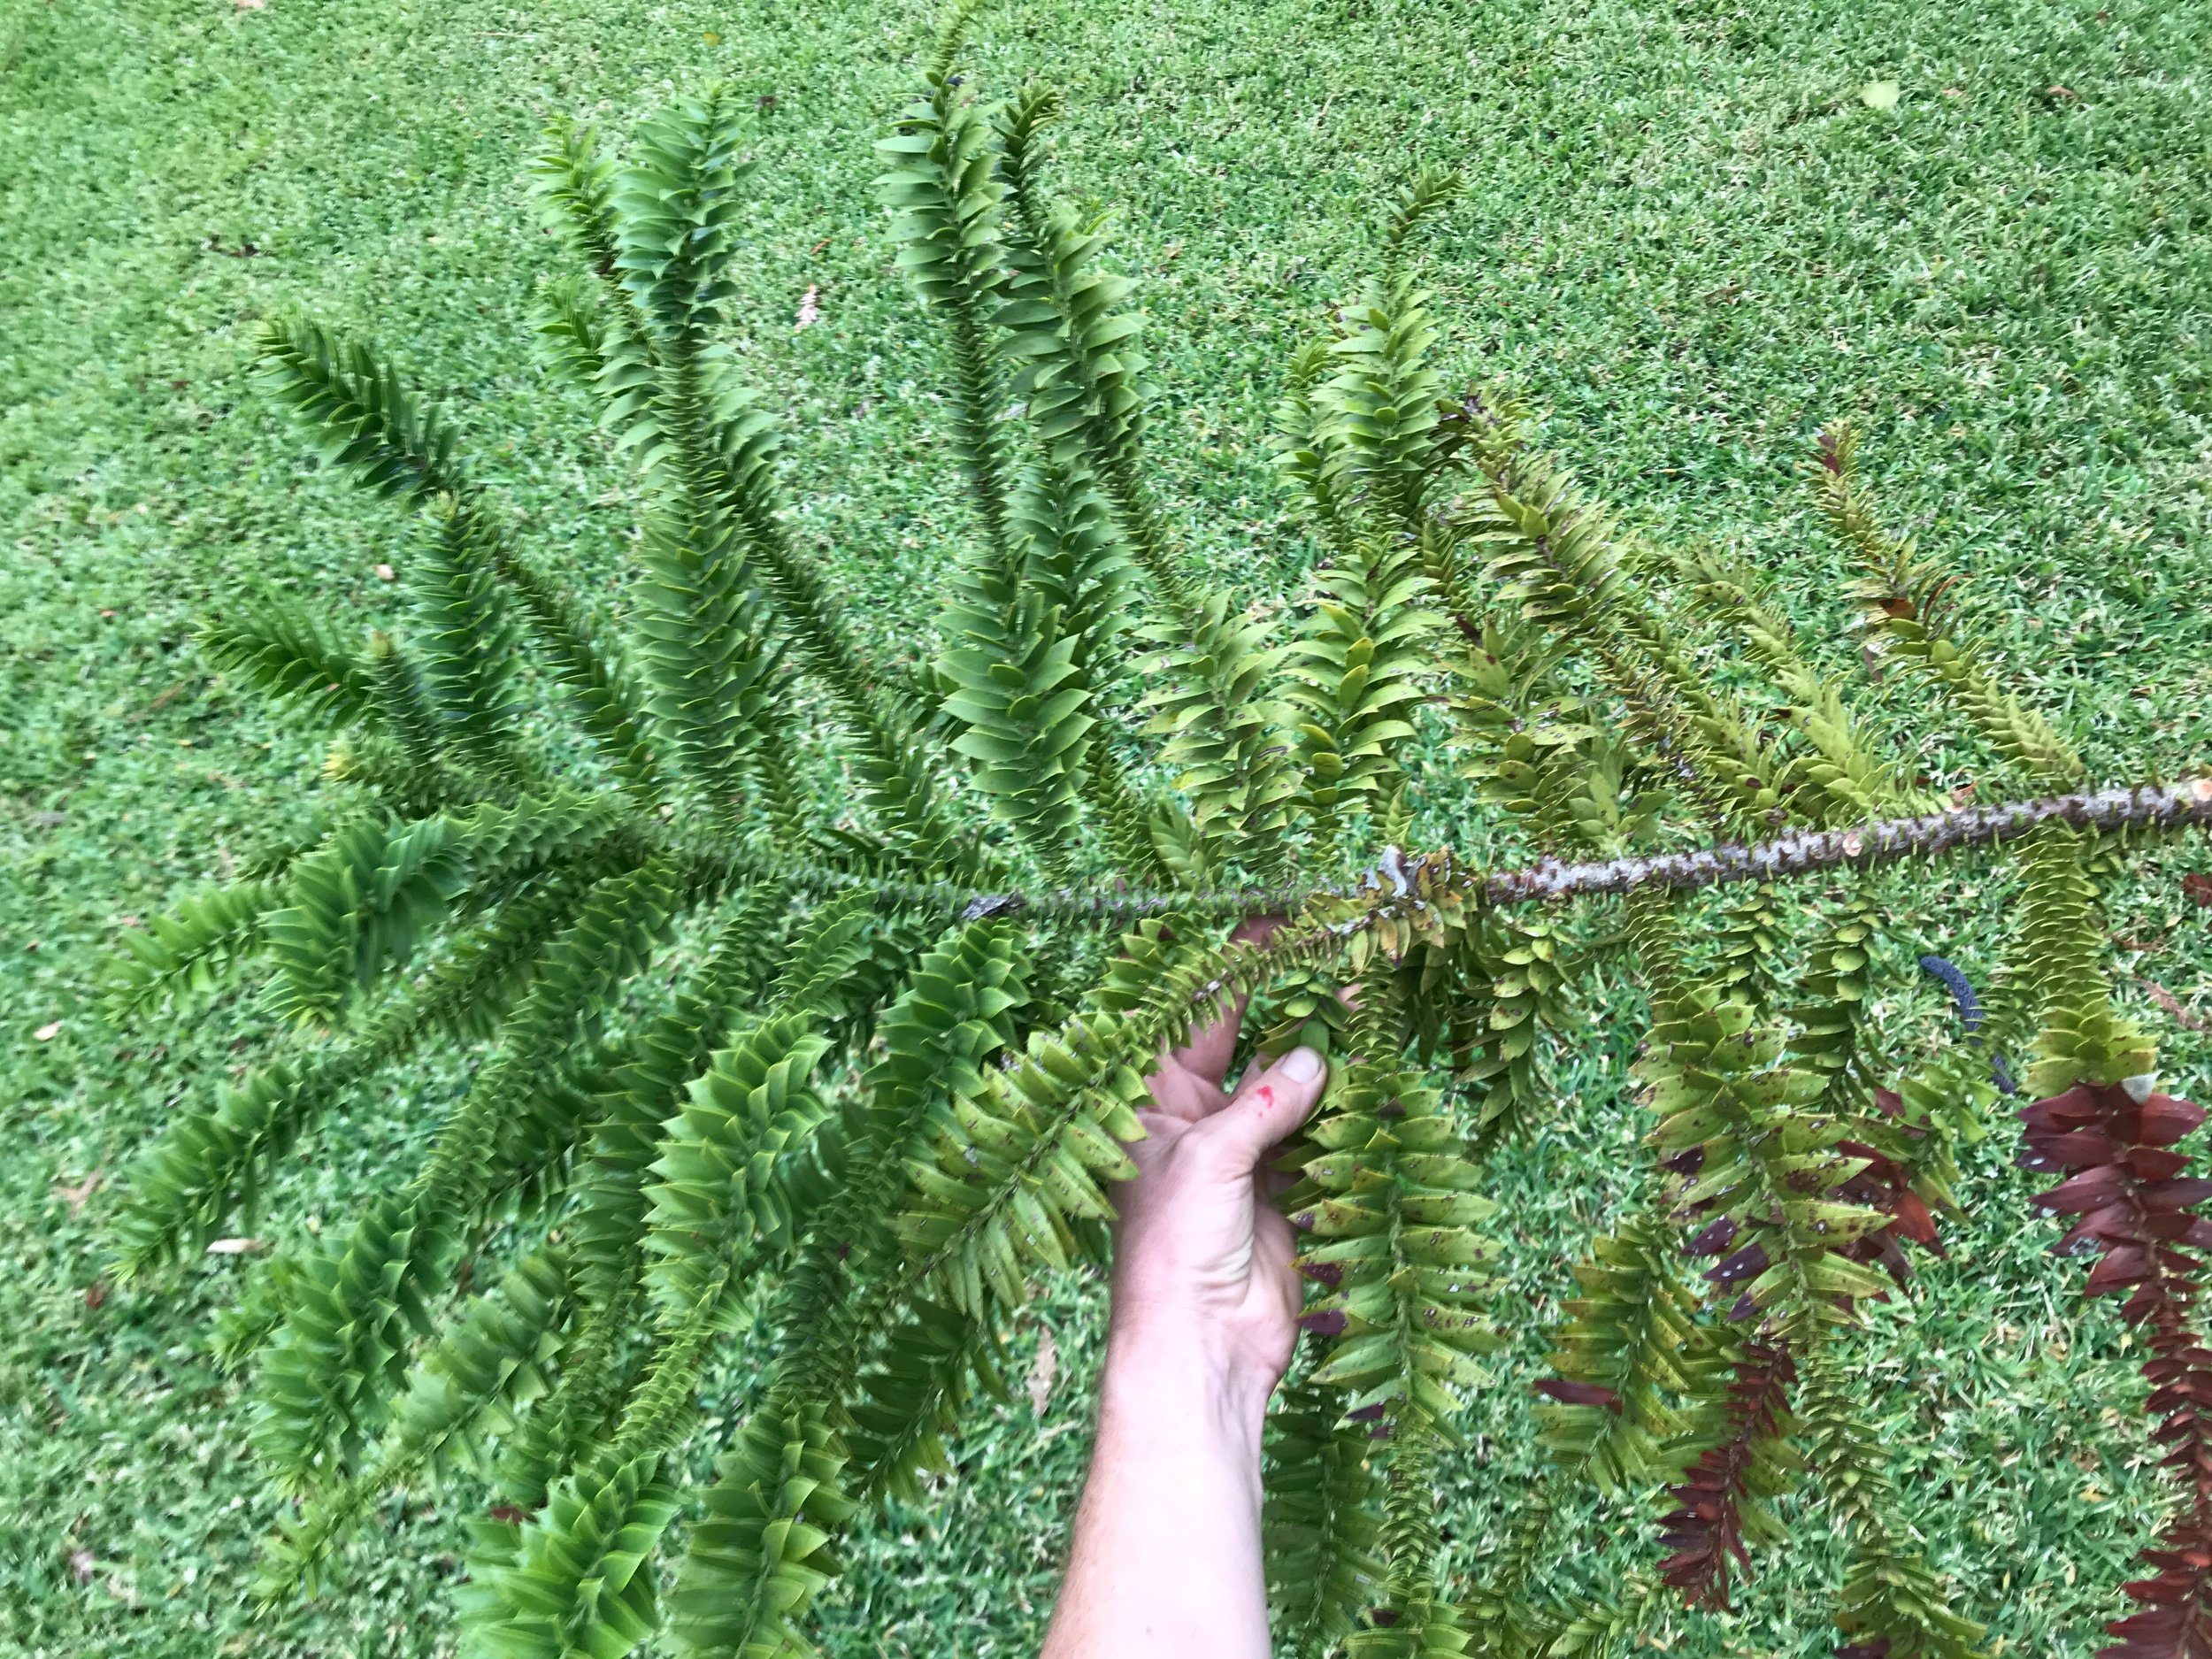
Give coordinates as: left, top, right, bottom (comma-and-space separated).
4, 0, 2211, 1653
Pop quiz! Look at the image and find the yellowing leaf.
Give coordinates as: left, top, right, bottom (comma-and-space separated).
1860, 81, 1901, 111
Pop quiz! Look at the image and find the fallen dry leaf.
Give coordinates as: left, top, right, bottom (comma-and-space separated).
70, 1550, 96, 1586
234, 0, 265, 9
795, 284, 821, 330
1026, 1326, 1058, 1417
84, 1280, 108, 1310
52, 1170, 103, 1218
373, 563, 396, 581
204, 1237, 265, 1256
2184, 872, 2212, 909
2140, 979, 2206, 1032
35, 1021, 61, 1042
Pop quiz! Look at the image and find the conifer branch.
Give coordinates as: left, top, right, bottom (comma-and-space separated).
111, 876, 588, 1279
259, 1247, 576, 1601
1265, 1377, 1386, 1653
104, 877, 283, 1018
800, 778, 2212, 927
253, 861, 683, 1488
121, 71, 2212, 1659
1476, 780, 2212, 904
201, 602, 380, 733
407, 497, 530, 779
2021, 1078, 2212, 1659
257, 318, 460, 500
1817, 423, 2085, 794
1798, 1345, 1984, 1657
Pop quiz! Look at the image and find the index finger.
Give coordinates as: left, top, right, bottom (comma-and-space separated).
1161, 914, 1285, 1083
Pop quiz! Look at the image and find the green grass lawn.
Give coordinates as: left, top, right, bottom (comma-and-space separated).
4, 0, 2210, 1653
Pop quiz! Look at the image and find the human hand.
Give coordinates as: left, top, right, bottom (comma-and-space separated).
1042, 928, 1330, 1659
1110, 934, 1331, 1411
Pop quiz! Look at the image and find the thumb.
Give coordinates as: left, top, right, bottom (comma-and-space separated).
1187, 1046, 1329, 1175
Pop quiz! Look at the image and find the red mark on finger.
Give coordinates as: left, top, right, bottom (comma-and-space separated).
1255, 1086, 1275, 1110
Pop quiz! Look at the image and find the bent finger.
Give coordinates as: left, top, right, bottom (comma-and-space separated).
1163, 914, 1286, 1083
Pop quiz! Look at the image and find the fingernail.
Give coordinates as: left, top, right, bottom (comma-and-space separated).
1281, 1046, 1325, 1083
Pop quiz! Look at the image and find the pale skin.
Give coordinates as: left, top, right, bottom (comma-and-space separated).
1041, 922, 1329, 1659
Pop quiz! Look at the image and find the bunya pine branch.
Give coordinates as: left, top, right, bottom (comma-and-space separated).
104, 51, 2212, 1659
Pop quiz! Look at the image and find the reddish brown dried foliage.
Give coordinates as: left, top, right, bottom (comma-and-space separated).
1533, 1378, 1622, 1411
1656, 1340, 1795, 1611
1832, 1087, 1947, 1294
2021, 1080, 2212, 1659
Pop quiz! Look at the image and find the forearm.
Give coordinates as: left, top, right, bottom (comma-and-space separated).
1042, 1321, 1275, 1659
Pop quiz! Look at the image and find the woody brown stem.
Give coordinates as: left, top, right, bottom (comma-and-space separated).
872, 777, 2212, 926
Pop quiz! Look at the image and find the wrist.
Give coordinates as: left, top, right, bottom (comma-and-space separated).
1101, 1310, 1277, 1454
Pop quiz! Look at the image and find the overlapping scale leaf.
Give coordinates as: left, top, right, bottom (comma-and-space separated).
1264, 1379, 1385, 1655
410, 497, 528, 778
460, 1453, 681, 1659
263, 1248, 576, 1599
895, 1004, 1145, 1317
1288, 1051, 1502, 1430
1533, 1213, 1723, 1494
642, 1013, 836, 1318
113, 879, 586, 1279
667, 1401, 856, 1659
